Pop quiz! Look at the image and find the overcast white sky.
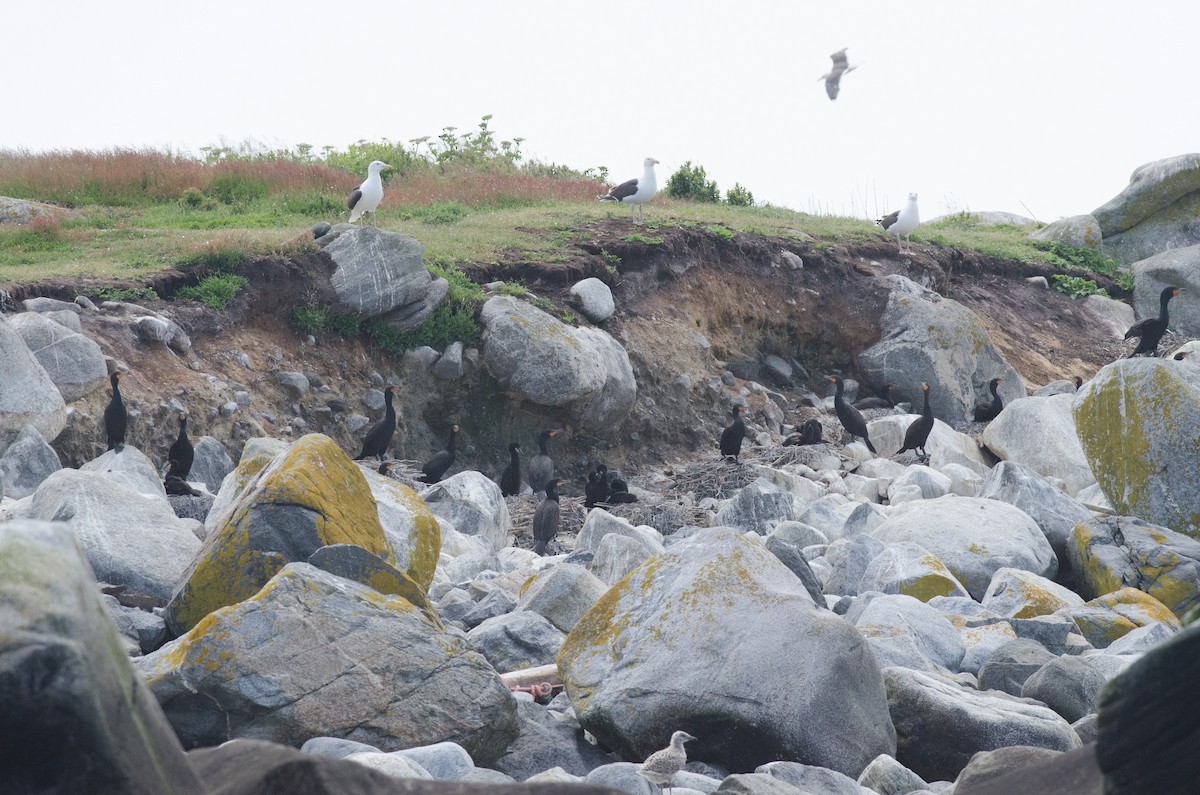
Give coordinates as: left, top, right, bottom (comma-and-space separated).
5, 1, 1197, 221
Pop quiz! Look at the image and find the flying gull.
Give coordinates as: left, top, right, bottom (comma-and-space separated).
819, 48, 857, 100
347, 160, 392, 226
877, 193, 920, 254
598, 157, 660, 224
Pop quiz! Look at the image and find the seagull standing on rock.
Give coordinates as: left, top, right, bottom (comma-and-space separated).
347, 160, 392, 226
598, 157, 659, 224
877, 193, 920, 254
638, 730, 696, 794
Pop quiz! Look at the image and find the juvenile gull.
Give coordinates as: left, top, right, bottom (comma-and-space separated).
638, 730, 696, 794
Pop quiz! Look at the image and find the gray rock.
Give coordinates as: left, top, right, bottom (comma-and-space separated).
577, 508, 661, 555
1130, 245, 1200, 335
884, 666, 1081, 783
461, 588, 517, 629
275, 370, 309, 398
22, 296, 81, 314
763, 535, 828, 608
189, 436, 233, 494
857, 275, 1024, 424
0, 314, 68, 450
381, 275, 449, 333
717, 773, 809, 793
43, 309, 83, 332
981, 394, 1095, 497
421, 471, 510, 551
102, 594, 168, 654
516, 563, 609, 633
857, 542, 971, 601
300, 736, 383, 759
7, 312, 107, 402
1081, 294, 1137, 341
823, 535, 885, 597
1021, 655, 1130, 723
756, 761, 866, 795
323, 227, 432, 317
763, 354, 794, 385
848, 593, 967, 673
403, 345, 441, 371
480, 296, 637, 431
74, 295, 99, 311
132, 315, 191, 354
0, 521, 206, 793
856, 753, 928, 795
167, 493, 215, 523
467, 610, 566, 672
0, 423, 61, 498
953, 745, 1067, 793
24, 468, 202, 600
342, 751, 433, 780
137, 563, 518, 764
586, 762, 656, 794
81, 445, 166, 497
388, 741, 475, 780
432, 341, 464, 379
591, 532, 660, 585
1027, 215, 1103, 249
979, 461, 1093, 564
570, 277, 616, 323
715, 479, 796, 535
1093, 153, 1200, 264
493, 698, 615, 781
558, 528, 896, 777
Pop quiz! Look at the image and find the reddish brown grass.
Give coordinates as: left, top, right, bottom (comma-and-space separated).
383, 167, 601, 208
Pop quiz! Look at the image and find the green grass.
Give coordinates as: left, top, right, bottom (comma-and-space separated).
175, 273, 249, 309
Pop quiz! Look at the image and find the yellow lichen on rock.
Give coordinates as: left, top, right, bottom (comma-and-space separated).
1091, 587, 1182, 630
899, 569, 962, 602
372, 476, 441, 589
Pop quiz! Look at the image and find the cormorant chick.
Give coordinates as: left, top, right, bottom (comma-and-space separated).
499, 442, 522, 497
585, 466, 609, 508
973, 378, 1004, 422
783, 418, 823, 446
533, 479, 564, 555
719, 404, 746, 461
528, 429, 560, 493
829, 376, 876, 453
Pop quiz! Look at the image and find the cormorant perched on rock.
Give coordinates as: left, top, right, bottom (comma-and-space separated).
639, 731, 697, 795
166, 411, 193, 480
896, 384, 934, 461
104, 372, 127, 452
783, 418, 823, 446
1126, 286, 1182, 358
829, 376, 876, 453
585, 466, 609, 508
421, 424, 459, 484
603, 466, 638, 503
164, 469, 202, 496
356, 385, 398, 462
533, 479, 564, 555
719, 405, 746, 461
499, 442, 522, 497
973, 378, 1004, 422
528, 429, 560, 493
1074, 375, 1084, 389
852, 384, 895, 411
1174, 351, 1189, 361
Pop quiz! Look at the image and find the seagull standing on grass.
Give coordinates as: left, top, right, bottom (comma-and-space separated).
877, 193, 920, 254
638, 731, 697, 794
598, 157, 660, 224
820, 47, 858, 100
347, 160, 392, 225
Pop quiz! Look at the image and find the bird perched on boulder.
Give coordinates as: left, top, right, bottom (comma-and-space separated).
104, 372, 127, 452
598, 157, 660, 224
528, 429, 560, 494
499, 442, 522, 496
166, 411, 193, 480
356, 385, 398, 462
719, 404, 746, 461
973, 378, 1004, 422
877, 193, 920, 254
420, 424, 459, 484
895, 383, 934, 461
829, 375, 876, 453
1125, 286, 1182, 357
533, 479, 564, 555
347, 160, 392, 226
819, 47, 857, 100
638, 730, 697, 795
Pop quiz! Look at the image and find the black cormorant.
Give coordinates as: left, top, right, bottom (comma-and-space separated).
1074, 375, 1084, 388
830, 376, 876, 453
103, 372, 127, 452
852, 384, 896, 410
973, 378, 1004, 422
533, 479, 564, 555
783, 418, 823, 446
499, 442, 522, 496
356, 385, 398, 462
719, 405, 746, 461
164, 470, 202, 496
896, 384, 934, 461
1126, 286, 1182, 357
166, 411, 193, 480
528, 429, 560, 493
421, 424, 459, 484
585, 467, 608, 508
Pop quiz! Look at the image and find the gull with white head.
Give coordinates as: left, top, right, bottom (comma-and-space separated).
347, 160, 392, 226
598, 157, 660, 224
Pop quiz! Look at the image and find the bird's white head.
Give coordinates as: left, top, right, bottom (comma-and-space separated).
908, 192, 918, 201
368, 160, 393, 174
644, 157, 660, 168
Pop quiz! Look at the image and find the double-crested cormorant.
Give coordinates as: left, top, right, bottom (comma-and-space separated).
783, 418, 823, 446
719, 404, 746, 461
973, 378, 1004, 422
104, 372, 127, 452
528, 429, 560, 493
604, 466, 637, 503
829, 376, 877, 453
356, 385, 398, 462
533, 478, 564, 555
585, 466, 609, 508
421, 424, 459, 483
639, 731, 698, 795
499, 442, 522, 496
896, 383, 934, 461
1126, 286, 1182, 358
852, 384, 896, 411
166, 411, 193, 480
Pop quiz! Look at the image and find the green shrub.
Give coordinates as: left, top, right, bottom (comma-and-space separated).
624, 233, 663, 245
364, 305, 480, 353
725, 183, 754, 206
1051, 274, 1108, 299
180, 188, 205, 208
291, 304, 328, 335
175, 274, 248, 309
1032, 240, 1120, 276
706, 224, 735, 242
205, 172, 269, 205
84, 286, 159, 303
666, 161, 720, 203
498, 281, 529, 297
326, 312, 363, 336
427, 262, 485, 304
178, 246, 247, 273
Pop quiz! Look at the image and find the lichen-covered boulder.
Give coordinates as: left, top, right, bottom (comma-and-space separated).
982, 394, 1096, 497
138, 563, 518, 764
515, 563, 609, 634
1093, 153, 1200, 264
0, 313, 67, 451
420, 470, 509, 552
980, 568, 1084, 619
979, 461, 1093, 563
362, 467, 440, 589
857, 541, 970, 602
1067, 516, 1200, 617
871, 495, 1057, 600
8, 311, 109, 402
0, 521, 205, 794
1028, 214, 1103, 250
204, 437, 288, 533
847, 593, 966, 673
715, 478, 797, 535
480, 296, 636, 431
165, 434, 394, 635
856, 275, 1024, 424
558, 528, 896, 777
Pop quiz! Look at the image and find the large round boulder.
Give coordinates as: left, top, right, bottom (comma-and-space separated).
1129, 245, 1200, 335
1093, 153, 1200, 264
322, 227, 435, 319
558, 527, 896, 777
7, 311, 108, 402
981, 394, 1096, 497
0, 314, 67, 451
